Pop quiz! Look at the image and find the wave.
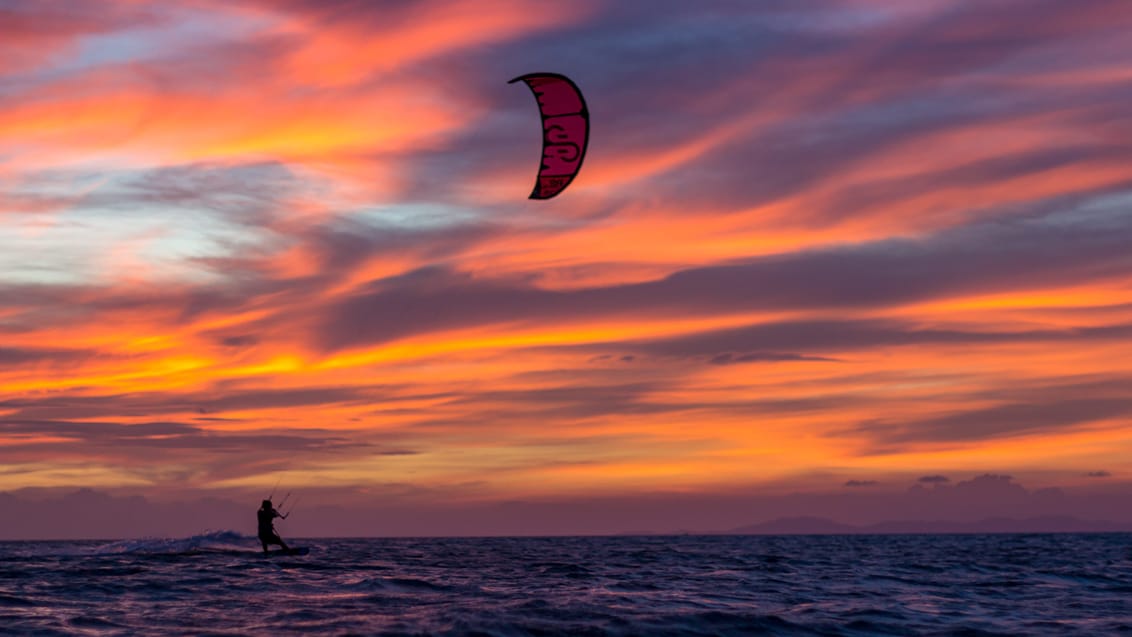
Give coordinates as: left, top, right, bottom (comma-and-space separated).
90, 530, 253, 556
3, 534, 1129, 635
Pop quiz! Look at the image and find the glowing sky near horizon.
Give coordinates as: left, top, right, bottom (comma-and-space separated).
3, 0, 1132, 503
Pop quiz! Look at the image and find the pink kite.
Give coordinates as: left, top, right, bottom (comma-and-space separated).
508, 73, 590, 200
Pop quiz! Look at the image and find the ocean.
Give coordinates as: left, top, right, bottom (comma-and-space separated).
1, 532, 1130, 635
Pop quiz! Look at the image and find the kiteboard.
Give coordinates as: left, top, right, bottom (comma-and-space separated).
264, 547, 309, 556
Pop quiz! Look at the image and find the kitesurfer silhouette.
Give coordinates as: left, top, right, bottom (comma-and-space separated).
257, 499, 291, 553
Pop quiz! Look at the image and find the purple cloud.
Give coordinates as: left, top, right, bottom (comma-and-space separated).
918, 475, 950, 484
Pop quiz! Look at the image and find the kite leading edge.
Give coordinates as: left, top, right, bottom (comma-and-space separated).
508, 72, 589, 200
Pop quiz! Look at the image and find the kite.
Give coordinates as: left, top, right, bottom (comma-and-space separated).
508, 72, 589, 200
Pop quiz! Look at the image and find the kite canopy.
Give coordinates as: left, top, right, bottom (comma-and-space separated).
508, 72, 589, 200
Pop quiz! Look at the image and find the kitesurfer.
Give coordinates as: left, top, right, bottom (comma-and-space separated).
257, 499, 291, 553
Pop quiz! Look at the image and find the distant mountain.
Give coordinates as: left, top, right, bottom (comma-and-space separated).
727, 515, 1132, 535
729, 516, 858, 535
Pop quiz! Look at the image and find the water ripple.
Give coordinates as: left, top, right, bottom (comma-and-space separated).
1, 533, 1132, 635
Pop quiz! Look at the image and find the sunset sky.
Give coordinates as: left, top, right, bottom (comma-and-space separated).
3, 0, 1132, 534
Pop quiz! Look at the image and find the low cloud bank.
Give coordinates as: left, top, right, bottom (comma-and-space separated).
4, 474, 1132, 539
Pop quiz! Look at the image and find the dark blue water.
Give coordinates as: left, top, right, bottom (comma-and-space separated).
2, 533, 1131, 635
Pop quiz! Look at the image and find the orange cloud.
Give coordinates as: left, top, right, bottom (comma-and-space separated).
4, 0, 1132, 509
